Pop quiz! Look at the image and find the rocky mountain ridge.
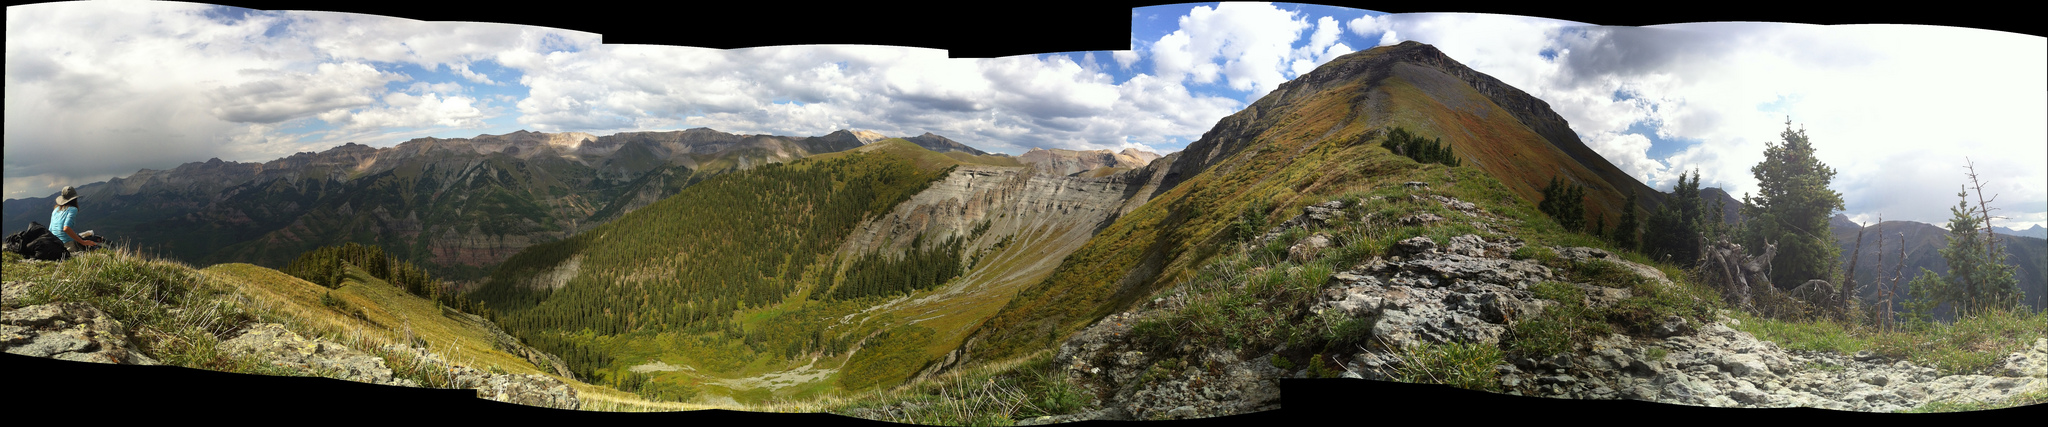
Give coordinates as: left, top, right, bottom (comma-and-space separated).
901, 132, 990, 156
1018, 196, 2047, 422
952, 40, 1710, 377
1995, 225, 2048, 240
1014, 147, 1163, 177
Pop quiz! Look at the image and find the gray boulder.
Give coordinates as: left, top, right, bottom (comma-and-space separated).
477, 372, 581, 410
1287, 232, 1334, 264
1391, 236, 1437, 258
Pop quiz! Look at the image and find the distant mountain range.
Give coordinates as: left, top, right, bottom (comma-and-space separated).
0, 128, 1049, 284
1829, 213, 2047, 314
1993, 224, 2048, 239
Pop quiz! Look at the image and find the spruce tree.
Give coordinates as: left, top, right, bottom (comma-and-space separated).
1736, 119, 1845, 290
1644, 170, 1705, 265
1907, 187, 2023, 321
1539, 176, 1588, 233
1539, 177, 1561, 227
1562, 184, 1587, 233
1615, 191, 1640, 252
1592, 214, 1607, 243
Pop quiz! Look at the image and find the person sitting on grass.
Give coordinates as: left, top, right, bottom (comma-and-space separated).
50, 186, 99, 253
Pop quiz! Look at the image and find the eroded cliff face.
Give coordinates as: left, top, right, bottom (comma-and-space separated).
829, 164, 1152, 379
428, 225, 553, 268
837, 165, 1139, 262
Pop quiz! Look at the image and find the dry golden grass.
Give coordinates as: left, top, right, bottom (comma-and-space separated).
201, 263, 541, 376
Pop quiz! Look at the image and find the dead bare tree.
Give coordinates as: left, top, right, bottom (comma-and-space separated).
1882, 226, 1909, 331
1962, 157, 2012, 312
1964, 158, 2005, 259
1699, 236, 1781, 313
1874, 214, 1888, 328
1840, 220, 1865, 319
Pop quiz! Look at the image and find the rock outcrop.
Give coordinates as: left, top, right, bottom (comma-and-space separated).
378, 344, 581, 410
220, 323, 421, 387
1, 302, 157, 365
219, 323, 580, 409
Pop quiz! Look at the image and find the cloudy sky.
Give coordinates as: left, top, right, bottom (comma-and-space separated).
6, 2, 2043, 231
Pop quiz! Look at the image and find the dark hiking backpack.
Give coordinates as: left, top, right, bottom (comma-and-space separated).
26, 234, 67, 261
4, 222, 51, 255
4, 222, 67, 261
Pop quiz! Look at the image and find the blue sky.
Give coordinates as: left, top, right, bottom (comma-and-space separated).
6, 2, 2045, 231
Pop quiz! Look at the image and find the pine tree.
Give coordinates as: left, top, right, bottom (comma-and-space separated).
1565, 185, 1587, 233
1644, 170, 1705, 265
1736, 119, 1845, 290
1539, 176, 1588, 233
1614, 191, 1640, 251
1539, 177, 1561, 221
1592, 214, 1607, 243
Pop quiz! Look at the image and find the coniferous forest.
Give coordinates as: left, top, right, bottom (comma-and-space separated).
828, 234, 967, 300
465, 151, 955, 377
284, 242, 478, 313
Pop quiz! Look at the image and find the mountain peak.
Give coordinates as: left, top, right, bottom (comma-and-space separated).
849, 130, 888, 144
900, 132, 989, 156
1016, 146, 1158, 175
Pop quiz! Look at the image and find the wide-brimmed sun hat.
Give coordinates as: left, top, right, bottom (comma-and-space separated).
55, 186, 79, 206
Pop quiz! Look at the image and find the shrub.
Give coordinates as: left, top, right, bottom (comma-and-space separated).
1508, 315, 1574, 357
1392, 341, 1503, 392
1510, 245, 1558, 264
1233, 200, 1272, 243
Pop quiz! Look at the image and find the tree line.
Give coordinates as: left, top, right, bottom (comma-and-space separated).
1380, 127, 1461, 167
283, 242, 480, 314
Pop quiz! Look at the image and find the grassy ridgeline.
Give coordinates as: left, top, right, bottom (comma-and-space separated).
1, 244, 559, 387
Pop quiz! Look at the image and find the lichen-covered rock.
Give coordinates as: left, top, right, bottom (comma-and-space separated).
1051, 309, 1282, 421
220, 323, 417, 387
1993, 338, 2048, 378
2, 281, 34, 308
477, 372, 580, 410
1398, 212, 1445, 226
1, 302, 156, 365
1391, 236, 1437, 258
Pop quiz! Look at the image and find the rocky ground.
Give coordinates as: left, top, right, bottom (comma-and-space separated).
1, 276, 580, 410
1021, 195, 2048, 423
